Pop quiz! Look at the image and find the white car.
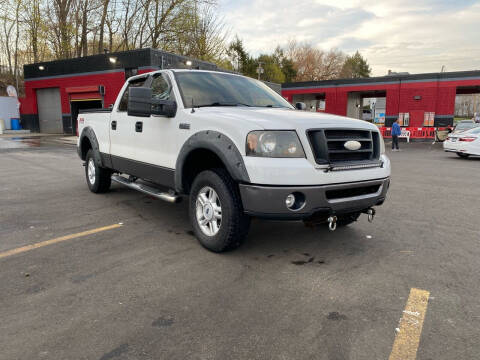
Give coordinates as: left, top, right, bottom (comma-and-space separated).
443, 127, 480, 158
77, 70, 391, 252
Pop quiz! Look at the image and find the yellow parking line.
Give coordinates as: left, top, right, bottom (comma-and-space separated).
389, 288, 430, 360
0, 224, 123, 260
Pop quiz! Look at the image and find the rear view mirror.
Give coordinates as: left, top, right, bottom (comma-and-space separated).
128, 87, 177, 118
295, 102, 306, 110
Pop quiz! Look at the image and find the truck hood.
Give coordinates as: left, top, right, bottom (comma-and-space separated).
193, 107, 379, 132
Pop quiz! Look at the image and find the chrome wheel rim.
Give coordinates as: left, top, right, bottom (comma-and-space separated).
196, 186, 222, 236
87, 158, 96, 185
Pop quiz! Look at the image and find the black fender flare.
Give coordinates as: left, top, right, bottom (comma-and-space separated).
175, 130, 250, 193
78, 127, 103, 167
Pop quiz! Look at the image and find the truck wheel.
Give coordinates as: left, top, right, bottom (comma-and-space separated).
189, 169, 250, 252
456, 152, 470, 158
85, 149, 111, 193
335, 212, 361, 227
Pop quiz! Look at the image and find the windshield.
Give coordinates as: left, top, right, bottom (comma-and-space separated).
464, 126, 480, 134
175, 71, 294, 109
456, 122, 477, 130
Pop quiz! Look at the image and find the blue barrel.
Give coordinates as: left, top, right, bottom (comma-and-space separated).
10, 118, 21, 130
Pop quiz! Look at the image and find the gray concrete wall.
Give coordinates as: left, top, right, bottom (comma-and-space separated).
347, 93, 362, 119
0, 97, 20, 129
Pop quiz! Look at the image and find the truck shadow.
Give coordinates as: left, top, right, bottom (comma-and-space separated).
241, 219, 370, 258
108, 186, 374, 263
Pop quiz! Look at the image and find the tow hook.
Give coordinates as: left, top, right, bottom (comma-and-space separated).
327, 216, 337, 231
365, 208, 376, 223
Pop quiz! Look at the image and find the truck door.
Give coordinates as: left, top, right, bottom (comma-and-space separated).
109, 73, 178, 189
137, 72, 179, 169
109, 76, 147, 169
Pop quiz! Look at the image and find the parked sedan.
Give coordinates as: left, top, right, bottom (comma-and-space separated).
443, 127, 480, 158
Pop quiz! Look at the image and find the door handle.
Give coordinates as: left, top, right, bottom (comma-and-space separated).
135, 121, 143, 132
111, 120, 117, 130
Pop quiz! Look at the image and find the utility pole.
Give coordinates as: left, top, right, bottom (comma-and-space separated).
474, 93, 478, 117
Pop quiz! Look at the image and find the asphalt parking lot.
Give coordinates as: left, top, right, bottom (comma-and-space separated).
0, 137, 479, 360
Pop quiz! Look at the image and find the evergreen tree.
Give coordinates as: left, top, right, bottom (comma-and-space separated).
340, 51, 371, 78
273, 46, 297, 82
256, 54, 285, 83
227, 36, 256, 76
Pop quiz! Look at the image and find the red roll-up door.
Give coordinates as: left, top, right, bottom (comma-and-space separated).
66, 85, 103, 101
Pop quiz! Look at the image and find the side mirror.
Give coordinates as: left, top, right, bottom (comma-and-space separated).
128, 87, 152, 117
128, 87, 177, 118
295, 102, 306, 110
152, 99, 177, 118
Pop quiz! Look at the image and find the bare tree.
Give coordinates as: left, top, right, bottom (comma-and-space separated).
104, 0, 121, 52
286, 40, 346, 81
13, 0, 21, 88
77, 0, 103, 56
1, 0, 16, 74
97, 0, 110, 53
0, 0, 231, 94
22, 0, 42, 62
185, 3, 227, 62
51, 0, 76, 58
147, 0, 187, 49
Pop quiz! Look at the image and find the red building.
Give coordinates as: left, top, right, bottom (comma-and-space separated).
282, 71, 480, 139
21, 48, 218, 134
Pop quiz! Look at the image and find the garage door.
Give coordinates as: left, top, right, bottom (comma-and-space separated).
37, 88, 63, 133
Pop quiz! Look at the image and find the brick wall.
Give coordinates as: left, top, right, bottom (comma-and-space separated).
282, 79, 479, 122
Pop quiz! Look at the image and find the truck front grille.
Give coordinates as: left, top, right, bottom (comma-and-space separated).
307, 129, 381, 165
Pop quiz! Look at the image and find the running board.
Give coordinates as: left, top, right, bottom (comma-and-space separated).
111, 175, 181, 203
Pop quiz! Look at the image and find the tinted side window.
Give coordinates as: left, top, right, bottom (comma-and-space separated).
151, 74, 174, 101
118, 78, 146, 111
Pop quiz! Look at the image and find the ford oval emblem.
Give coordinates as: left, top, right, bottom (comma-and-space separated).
344, 140, 361, 151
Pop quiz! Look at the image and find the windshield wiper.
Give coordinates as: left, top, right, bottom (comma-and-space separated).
196, 102, 252, 108
266, 104, 291, 108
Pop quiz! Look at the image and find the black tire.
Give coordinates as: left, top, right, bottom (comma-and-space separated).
335, 212, 361, 227
189, 168, 250, 252
85, 149, 111, 193
456, 152, 470, 158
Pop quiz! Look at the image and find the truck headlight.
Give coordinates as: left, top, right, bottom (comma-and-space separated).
246, 131, 305, 158
260, 132, 277, 153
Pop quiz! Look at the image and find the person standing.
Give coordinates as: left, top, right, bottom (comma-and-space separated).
474, 112, 480, 123
391, 119, 401, 151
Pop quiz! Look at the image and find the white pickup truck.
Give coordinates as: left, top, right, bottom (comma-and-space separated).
77, 70, 391, 252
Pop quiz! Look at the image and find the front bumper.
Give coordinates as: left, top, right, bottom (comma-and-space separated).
239, 177, 390, 219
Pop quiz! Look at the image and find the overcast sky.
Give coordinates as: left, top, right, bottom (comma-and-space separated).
218, 0, 480, 76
